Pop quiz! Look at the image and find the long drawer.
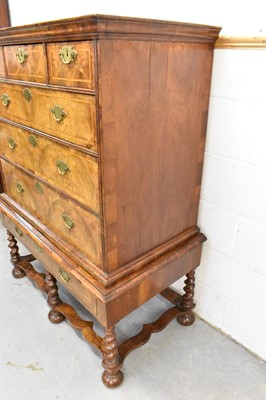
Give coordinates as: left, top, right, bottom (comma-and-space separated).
0, 121, 99, 213
0, 82, 96, 150
1, 211, 99, 317
1, 159, 102, 267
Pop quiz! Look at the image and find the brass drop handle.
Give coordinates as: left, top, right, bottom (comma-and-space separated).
16, 182, 25, 193
59, 268, 71, 283
51, 105, 67, 122
15, 226, 23, 237
62, 213, 74, 230
58, 45, 77, 64
8, 137, 17, 149
1, 93, 10, 107
28, 134, 38, 148
56, 160, 70, 175
16, 47, 29, 64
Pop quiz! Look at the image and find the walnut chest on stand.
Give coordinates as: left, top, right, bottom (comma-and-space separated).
0, 15, 220, 387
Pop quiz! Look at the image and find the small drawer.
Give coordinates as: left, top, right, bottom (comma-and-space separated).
0, 82, 96, 150
0, 121, 99, 213
47, 41, 95, 90
2, 212, 98, 316
0, 46, 6, 78
1, 159, 102, 267
4, 44, 47, 83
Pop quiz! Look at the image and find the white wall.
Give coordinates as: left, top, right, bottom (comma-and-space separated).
6, 0, 266, 360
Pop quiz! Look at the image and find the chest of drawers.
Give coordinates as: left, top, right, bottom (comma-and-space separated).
0, 15, 220, 387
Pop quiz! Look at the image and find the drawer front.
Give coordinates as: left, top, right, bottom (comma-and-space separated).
0, 121, 99, 212
1, 159, 102, 267
0, 82, 96, 150
2, 212, 98, 316
4, 44, 47, 83
47, 41, 95, 89
0, 46, 5, 78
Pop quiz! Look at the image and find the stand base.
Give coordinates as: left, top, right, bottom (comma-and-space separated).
9, 252, 196, 388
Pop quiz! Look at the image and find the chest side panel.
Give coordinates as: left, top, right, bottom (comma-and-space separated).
98, 39, 214, 273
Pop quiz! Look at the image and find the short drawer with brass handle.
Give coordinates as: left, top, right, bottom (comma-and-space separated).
3, 44, 47, 83
0, 121, 99, 213
0, 81, 96, 150
47, 41, 95, 89
1, 159, 102, 267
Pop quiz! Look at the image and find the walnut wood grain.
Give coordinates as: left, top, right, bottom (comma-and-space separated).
0, 46, 6, 77
7, 229, 25, 278
47, 40, 95, 89
0, 15, 220, 45
1, 159, 103, 267
0, 82, 96, 150
102, 327, 124, 388
45, 271, 65, 324
0, 120, 99, 213
98, 39, 213, 273
4, 44, 47, 83
0, 0, 10, 28
17, 258, 47, 292
177, 269, 196, 326
118, 306, 187, 361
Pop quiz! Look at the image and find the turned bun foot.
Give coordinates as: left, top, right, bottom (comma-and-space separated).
102, 370, 124, 388
12, 266, 26, 279
48, 310, 65, 324
177, 312, 195, 326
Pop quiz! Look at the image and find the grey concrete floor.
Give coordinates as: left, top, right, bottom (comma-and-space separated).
0, 223, 265, 400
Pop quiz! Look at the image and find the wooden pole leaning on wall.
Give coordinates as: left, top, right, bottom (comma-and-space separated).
0, 0, 11, 28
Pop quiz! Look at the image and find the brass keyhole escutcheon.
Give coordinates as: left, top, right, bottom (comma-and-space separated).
16, 47, 29, 64
23, 88, 32, 102
1, 93, 10, 107
62, 213, 74, 230
51, 105, 67, 122
15, 226, 23, 237
56, 160, 70, 175
58, 46, 77, 64
16, 182, 25, 193
28, 134, 38, 148
8, 137, 17, 149
59, 269, 71, 283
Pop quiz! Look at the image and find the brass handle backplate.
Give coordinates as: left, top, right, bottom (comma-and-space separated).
15, 226, 23, 237
28, 134, 38, 148
58, 46, 77, 64
56, 160, 70, 175
1, 93, 10, 107
16, 47, 29, 64
51, 105, 67, 122
35, 243, 42, 253
34, 181, 44, 193
59, 268, 71, 283
16, 182, 25, 193
62, 213, 74, 230
23, 88, 32, 102
8, 137, 17, 149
